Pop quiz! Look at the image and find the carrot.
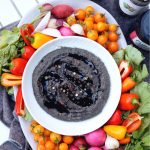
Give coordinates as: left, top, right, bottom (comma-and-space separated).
122, 77, 136, 93
119, 137, 131, 144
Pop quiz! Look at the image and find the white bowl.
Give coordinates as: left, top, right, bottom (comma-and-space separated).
22, 36, 121, 135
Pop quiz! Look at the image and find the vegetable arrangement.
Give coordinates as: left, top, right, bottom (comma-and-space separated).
0, 2, 149, 150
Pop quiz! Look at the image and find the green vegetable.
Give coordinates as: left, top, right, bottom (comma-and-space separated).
113, 49, 125, 64
142, 135, 150, 146
23, 107, 33, 121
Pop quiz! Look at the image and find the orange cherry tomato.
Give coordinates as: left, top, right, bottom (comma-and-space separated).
59, 143, 68, 150
107, 42, 119, 53
37, 144, 45, 150
87, 30, 98, 41
76, 9, 86, 20
97, 22, 106, 32
85, 6, 95, 16
44, 129, 51, 136
102, 31, 109, 38
45, 141, 56, 150
122, 112, 142, 133
94, 12, 106, 23
97, 35, 108, 45
85, 15, 95, 22
108, 32, 119, 42
34, 134, 40, 142
30, 121, 38, 133
33, 125, 44, 135
38, 136, 45, 145
93, 24, 98, 31
119, 137, 131, 144
109, 24, 118, 32
63, 136, 74, 144
84, 20, 94, 31
50, 132, 62, 144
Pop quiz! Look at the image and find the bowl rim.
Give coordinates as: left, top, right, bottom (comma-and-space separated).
22, 36, 121, 135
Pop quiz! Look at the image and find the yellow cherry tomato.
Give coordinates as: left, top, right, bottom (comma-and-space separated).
50, 132, 62, 144
33, 125, 44, 135
59, 143, 68, 150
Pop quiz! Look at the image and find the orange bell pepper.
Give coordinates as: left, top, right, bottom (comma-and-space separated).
103, 125, 127, 140
31, 32, 54, 49
1, 73, 22, 87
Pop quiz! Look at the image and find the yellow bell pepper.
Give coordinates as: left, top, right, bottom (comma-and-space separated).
31, 32, 54, 49
104, 125, 127, 140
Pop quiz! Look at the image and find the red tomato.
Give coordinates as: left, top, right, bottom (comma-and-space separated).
107, 109, 122, 125
21, 46, 35, 60
122, 112, 142, 133
10, 58, 27, 76
20, 24, 34, 46
119, 93, 139, 110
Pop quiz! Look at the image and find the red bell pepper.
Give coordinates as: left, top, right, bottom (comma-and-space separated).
15, 86, 25, 116
119, 60, 133, 81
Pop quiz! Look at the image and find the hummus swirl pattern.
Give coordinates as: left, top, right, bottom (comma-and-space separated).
32, 47, 110, 121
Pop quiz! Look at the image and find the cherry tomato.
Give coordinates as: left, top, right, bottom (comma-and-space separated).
75, 9, 86, 20
45, 141, 56, 150
107, 109, 122, 125
94, 13, 106, 23
122, 112, 142, 133
119, 137, 131, 144
63, 136, 74, 144
97, 22, 106, 32
59, 143, 68, 150
38, 136, 45, 145
109, 24, 118, 32
20, 24, 34, 46
97, 35, 108, 45
87, 30, 98, 41
107, 42, 119, 53
119, 93, 139, 110
108, 32, 119, 41
21, 46, 35, 60
10, 58, 27, 76
85, 6, 94, 15
33, 125, 44, 135
50, 132, 62, 144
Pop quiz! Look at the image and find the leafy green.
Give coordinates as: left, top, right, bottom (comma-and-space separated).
134, 143, 144, 150
125, 45, 145, 65
23, 108, 33, 121
113, 49, 125, 64
141, 135, 150, 146
138, 101, 150, 114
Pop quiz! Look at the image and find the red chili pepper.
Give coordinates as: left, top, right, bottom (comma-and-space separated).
15, 86, 25, 116
20, 24, 34, 46
119, 60, 133, 81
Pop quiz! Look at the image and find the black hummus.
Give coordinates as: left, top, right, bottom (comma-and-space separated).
32, 47, 110, 121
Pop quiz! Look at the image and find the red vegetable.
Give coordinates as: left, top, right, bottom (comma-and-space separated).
122, 112, 142, 133
15, 86, 25, 116
21, 46, 35, 60
119, 60, 133, 81
10, 58, 27, 76
119, 137, 131, 145
122, 77, 136, 93
119, 93, 140, 110
107, 109, 122, 125
73, 138, 87, 149
20, 24, 34, 46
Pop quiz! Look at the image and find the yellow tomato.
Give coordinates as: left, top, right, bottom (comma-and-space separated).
33, 125, 44, 135
50, 132, 62, 144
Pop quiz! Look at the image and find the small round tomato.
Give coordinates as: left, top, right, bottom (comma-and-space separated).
97, 22, 106, 32
44, 129, 51, 136
21, 46, 35, 60
85, 6, 94, 15
63, 136, 74, 144
97, 35, 108, 45
94, 13, 106, 23
10, 58, 27, 76
107, 42, 119, 53
122, 112, 142, 133
119, 137, 131, 145
87, 30, 98, 41
93, 24, 98, 31
50, 132, 62, 144
85, 16, 95, 22
108, 32, 119, 42
84, 20, 94, 31
37, 144, 45, 150
75, 9, 86, 20
38, 136, 45, 145
30, 121, 38, 133
33, 125, 45, 135
107, 109, 122, 125
45, 141, 56, 150
34, 134, 40, 142
59, 143, 68, 150
109, 24, 118, 32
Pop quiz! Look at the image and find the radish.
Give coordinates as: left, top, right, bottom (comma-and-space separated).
59, 26, 75, 36
71, 24, 85, 35
84, 128, 106, 147
88, 147, 102, 150
48, 18, 64, 29
40, 28, 62, 37
70, 145, 79, 150
39, 3, 53, 13
73, 137, 87, 150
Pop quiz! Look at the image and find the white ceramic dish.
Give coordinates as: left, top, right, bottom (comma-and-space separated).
15, 0, 127, 149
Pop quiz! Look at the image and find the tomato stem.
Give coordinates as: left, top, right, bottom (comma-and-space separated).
132, 98, 140, 106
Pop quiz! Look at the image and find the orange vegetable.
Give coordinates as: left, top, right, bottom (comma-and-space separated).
66, 15, 76, 26
97, 35, 108, 45
108, 32, 119, 42
85, 6, 94, 16
94, 12, 106, 23
50, 132, 62, 144
45, 141, 56, 150
107, 42, 119, 53
38, 136, 45, 145
75, 9, 86, 20
109, 24, 118, 32
59, 143, 68, 150
37, 144, 45, 150
63, 136, 74, 144
97, 22, 106, 32
119, 137, 131, 144
33, 125, 44, 135
44, 129, 51, 136
84, 20, 94, 31
87, 30, 98, 41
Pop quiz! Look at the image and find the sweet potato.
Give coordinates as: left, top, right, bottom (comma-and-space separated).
52, 4, 74, 19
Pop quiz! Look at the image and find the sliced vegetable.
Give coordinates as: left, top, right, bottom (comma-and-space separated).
51, 4, 74, 19
31, 32, 54, 49
71, 24, 84, 35
84, 128, 106, 146
122, 112, 142, 133
122, 77, 136, 93
107, 109, 122, 125
105, 135, 119, 149
59, 26, 75, 36
67, 14, 77, 26
33, 11, 51, 33
40, 28, 62, 37
10, 58, 27, 76
119, 93, 140, 110
1, 73, 22, 87
47, 18, 64, 29
39, 3, 53, 13
20, 24, 34, 45
103, 125, 126, 140
119, 137, 131, 145
21, 46, 35, 60
119, 60, 133, 80
15, 86, 25, 116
